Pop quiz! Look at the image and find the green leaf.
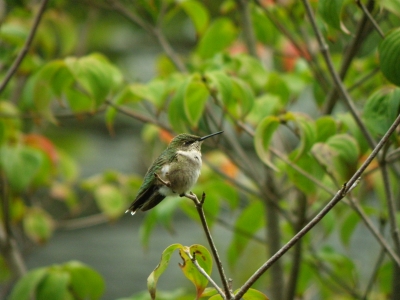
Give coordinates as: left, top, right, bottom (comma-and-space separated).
184, 75, 209, 128
265, 73, 290, 106
94, 184, 127, 219
209, 288, 269, 300
337, 113, 369, 155
326, 134, 360, 180
196, 18, 237, 58
286, 152, 324, 195
315, 116, 337, 142
237, 288, 269, 300
380, 0, 400, 16
377, 261, 394, 294
254, 116, 280, 170
23, 207, 54, 243
363, 88, 400, 137
148, 244, 183, 300
0, 145, 43, 192
204, 70, 233, 105
318, 0, 345, 30
340, 211, 360, 246
227, 201, 264, 267
227, 77, 255, 119
64, 261, 105, 300
251, 5, 278, 45
168, 77, 191, 132
8, 268, 47, 300
65, 88, 94, 113
180, 0, 210, 36
140, 210, 159, 248
65, 53, 123, 106
379, 28, 400, 86
36, 269, 70, 300
179, 244, 212, 299
286, 112, 317, 161
247, 94, 282, 124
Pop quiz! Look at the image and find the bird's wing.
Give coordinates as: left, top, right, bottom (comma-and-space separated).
127, 150, 177, 213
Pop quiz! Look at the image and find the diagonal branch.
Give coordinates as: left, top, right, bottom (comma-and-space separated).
183, 248, 225, 298
0, 0, 49, 94
234, 112, 400, 299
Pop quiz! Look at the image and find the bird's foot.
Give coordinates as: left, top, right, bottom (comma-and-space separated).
154, 173, 171, 187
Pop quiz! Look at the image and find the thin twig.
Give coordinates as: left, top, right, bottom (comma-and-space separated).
356, 0, 385, 38
184, 192, 234, 299
234, 112, 400, 299
109, 0, 187, 72
183, 248, 225, 298
105, 100, 172, 132
0, 0, 49, 93
301, 0, 377, 150
56, 213, 109, 230
323, 0, 375, 114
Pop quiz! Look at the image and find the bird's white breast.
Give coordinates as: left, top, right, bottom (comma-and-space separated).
158, 149, 202, 196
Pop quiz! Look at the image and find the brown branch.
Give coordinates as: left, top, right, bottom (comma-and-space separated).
0, 0, 49, 93
356, 0, 385, 38
184, 192, 234, 299
105, 100, 172, 132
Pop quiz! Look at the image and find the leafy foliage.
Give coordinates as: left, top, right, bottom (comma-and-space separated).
1, 0, 400, 300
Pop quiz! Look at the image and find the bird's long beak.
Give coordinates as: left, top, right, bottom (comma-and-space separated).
199, 131, 223, 141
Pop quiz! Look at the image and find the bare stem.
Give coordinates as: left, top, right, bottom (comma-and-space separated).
184, 192, 234, 299
356, 0, 385, 38
0, 0, 49, 94
105, 100, 172, 132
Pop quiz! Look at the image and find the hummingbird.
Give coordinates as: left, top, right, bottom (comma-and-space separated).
126, 131, 223, 215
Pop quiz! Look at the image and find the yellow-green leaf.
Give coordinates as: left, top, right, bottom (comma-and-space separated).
254, 116, 280, 170
23, 207, 54, 243
148, 244, 183, 300
179, 244, 212, 299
